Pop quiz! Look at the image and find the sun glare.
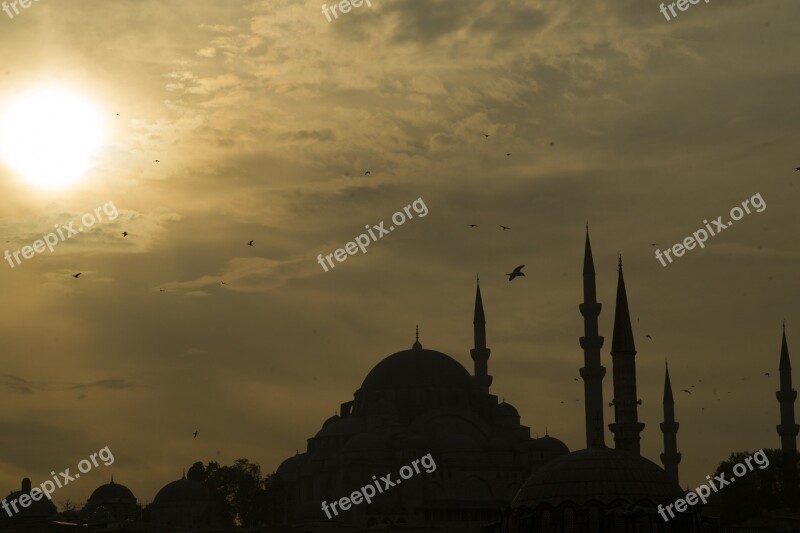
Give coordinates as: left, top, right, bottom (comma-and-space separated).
1, 87, 106, 189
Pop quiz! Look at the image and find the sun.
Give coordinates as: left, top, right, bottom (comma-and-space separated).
1, 86, 106, 189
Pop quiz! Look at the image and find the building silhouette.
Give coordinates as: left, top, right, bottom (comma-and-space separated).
276, 281, 569, 530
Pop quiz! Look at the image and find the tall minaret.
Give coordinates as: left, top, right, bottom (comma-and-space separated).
579, 227, 606, 448
470, 277, 492, 393
776, 323, 799, 495
608, 256, 645, 455
660, 363, 681, 485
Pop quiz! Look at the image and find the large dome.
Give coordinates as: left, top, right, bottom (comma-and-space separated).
88, 479, 136, 503
360, 346, 474, 392
513, 448, 682, 508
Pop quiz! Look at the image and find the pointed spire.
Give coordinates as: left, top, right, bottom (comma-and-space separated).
110, 475, 114, 484
583, 225, 596, 276
413, 325, 422, 350
545, 426, 549, 437
664, 362, 674, 405
474, 277, 486, 325
182, 469, 186, 479
611, 255, 636, 354
781, 322, 791, 371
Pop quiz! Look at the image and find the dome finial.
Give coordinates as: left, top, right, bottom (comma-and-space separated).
618, 253, 623, 272
413, 325, 422, 349
110, 475, 114, 484
545, 426, 549, 436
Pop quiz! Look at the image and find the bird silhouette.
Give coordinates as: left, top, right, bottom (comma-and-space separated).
481, 133, 490, 138
765, 372, 770, 376
650, 243, 657, 246
122, 231, 128, 237
645, 335, 653, 340
573, 378, 579, 381
221, 281, 227, 285
505, 153, 511, 156
364, 171, 371, 176
500, 225, 511, 230
795, 167, 800, 171
154, 160, 160, 163
247, 240, 254, 246
193, 430, 198, 438
72, 273, 81, 279
506, 265, 525, 281
549, 141, 555, 146
159, 289, 166, 292
681, 389, 691, 394
468, 224, 478, 228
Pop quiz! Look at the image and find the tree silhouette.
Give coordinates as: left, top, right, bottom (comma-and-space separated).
712, 449, 784, 524
187, 458, 286, 527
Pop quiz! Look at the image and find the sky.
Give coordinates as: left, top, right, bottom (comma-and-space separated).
0, 0, 798, 508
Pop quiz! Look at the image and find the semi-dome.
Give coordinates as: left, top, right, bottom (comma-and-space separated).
513, 448, 682, 508
88, 479, 136, 503
276, 454, 304, 476
360, 346, 474, 392
153, 476, 209, 505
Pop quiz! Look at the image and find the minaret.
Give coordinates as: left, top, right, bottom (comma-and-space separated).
608, 256, 645, 454
470, 277, 493, 393
579, 227, 606, 448
660, 363, 681, 485
776, 323, 799, 496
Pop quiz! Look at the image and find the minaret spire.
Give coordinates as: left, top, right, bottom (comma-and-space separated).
776, 323, 799, 499
660, 362, 681, 485
608, 256, 645, 454
470, 277, 492, 392
579, 227, 606, 448
413, 325, 422, 350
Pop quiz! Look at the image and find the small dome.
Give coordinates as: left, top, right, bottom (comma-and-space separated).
513, 448, 682, 508
88, 479, 136, 503
277, 454, 304, 476
153, 477, 209, 505
530, 434, 570, 455
494, 401, 519, 418
5, 478, 57, 517
315, 416, 363, 438
360, 348, 473, 392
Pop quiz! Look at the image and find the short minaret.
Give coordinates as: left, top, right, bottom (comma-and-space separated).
470, 277, 493, 393
608, 256, 645, 455
660, 363, 681, 485
579, 227, 606, 448
776, 323, 799, 495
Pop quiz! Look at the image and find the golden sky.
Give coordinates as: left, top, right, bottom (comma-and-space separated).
0, 0, 798, 507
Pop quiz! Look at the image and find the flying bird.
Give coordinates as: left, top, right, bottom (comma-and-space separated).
221, 281, 227, 285
650, 243, 658, 246
122, 231, 128, 237
154, 160, 160, 163
549, 141, 555, 146
364, 171, 371, 176
193, 430, 198, 438
159, 289, 165, 292
573, 378, 579, 382
468, 224, 478, 228
500, 225, 511, 230
506, 265, 525, 281
765, 372, 770, 377
481, 133, 490, 138
72, 273, 81, 279
681, 389, 691, 394
795, 167, 800, 171
645, 335, 653, 340
505, 153, 511, 156
247, 240, 254, 246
